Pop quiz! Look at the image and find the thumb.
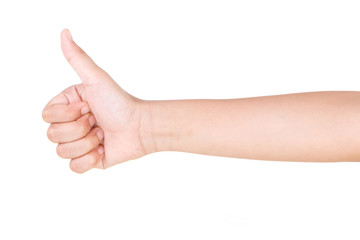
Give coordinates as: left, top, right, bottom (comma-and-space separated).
61, 29, 109, 85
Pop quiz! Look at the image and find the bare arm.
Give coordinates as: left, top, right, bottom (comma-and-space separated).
143, 91, 360, 162
44, 29, 360, 173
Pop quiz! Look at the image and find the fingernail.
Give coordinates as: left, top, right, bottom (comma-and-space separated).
96, 129, 104, 140
81, 106, 90, 115
89, 115, 96, 127
67, 29, 73, 41
97, 145, 104, 155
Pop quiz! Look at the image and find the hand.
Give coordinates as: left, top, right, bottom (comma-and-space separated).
42, 29, 152, 173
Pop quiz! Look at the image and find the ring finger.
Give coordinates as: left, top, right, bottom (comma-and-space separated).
56, 127, 104, 159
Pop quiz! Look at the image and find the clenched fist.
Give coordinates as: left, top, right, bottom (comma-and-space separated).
42, 29, 153, 173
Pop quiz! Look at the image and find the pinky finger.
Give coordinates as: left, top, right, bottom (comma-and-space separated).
69, 145, 105, 173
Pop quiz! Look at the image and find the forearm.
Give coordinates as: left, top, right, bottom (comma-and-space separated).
142, 91, 360, 162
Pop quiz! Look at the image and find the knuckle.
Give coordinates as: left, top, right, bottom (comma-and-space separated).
67, 106, 79, 120
56, 144, 68, 159
80, 119, 91, 135
69, 160, 88, 174
67, 54, 77, 67
47, 125, 57, 142
84, 121, 91, 133
42, 109, 49, 122
76, 125, 87, 139
75, 117, 89, 135
71, 111, 79, 121
88, 132, 100, 147
83, 138, 94, 150
69, 161, 84, 174
67, 49, 86, 68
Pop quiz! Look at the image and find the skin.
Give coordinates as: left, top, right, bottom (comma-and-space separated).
42, 29, 360, 173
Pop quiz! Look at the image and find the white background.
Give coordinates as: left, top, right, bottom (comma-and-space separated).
1, 0, 360, 239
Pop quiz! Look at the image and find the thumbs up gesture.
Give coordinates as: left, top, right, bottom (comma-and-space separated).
42, 29, 152, 173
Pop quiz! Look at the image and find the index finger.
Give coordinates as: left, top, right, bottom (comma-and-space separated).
42, 101, 90, 123
42, 85, 87, 123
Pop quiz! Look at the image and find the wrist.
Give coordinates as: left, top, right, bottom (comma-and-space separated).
137, 100, 174, 154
